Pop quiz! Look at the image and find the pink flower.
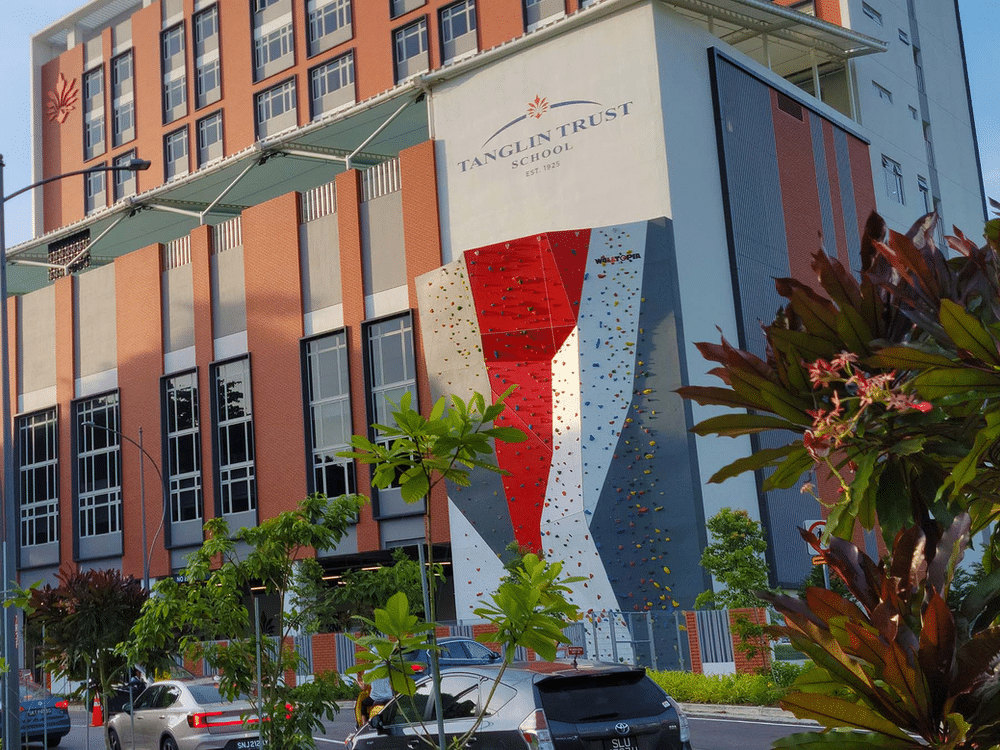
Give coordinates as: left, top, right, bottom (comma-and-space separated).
803, 430, 831, 460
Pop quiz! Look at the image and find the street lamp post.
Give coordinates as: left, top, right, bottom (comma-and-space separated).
81, 422, 168, 592
0, 156, 150, 750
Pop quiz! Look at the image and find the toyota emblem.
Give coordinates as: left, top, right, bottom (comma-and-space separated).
615, 722, 630, 736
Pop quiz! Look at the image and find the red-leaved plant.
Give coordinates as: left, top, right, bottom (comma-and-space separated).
761, 513, 1000, 748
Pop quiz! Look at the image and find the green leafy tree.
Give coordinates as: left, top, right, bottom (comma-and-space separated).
348, 552, 582, 750
340, 387, 525, 625
323, 549, 443, 632
694, 507, 772, 610
342, 389, 585, 750
127, 493, 364, 750
28, 568, 148, 725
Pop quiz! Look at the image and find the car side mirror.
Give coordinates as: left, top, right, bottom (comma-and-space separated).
370, 712, 388, 734
490, 651, 500, 661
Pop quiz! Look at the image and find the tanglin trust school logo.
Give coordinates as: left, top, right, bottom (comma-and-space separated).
456, 93, 633, 174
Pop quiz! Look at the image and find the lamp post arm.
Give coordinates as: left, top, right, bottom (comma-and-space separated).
81, 422, 168, 587
3, 160, 151, 204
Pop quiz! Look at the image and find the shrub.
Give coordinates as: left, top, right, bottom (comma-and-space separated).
647, 670, 787, 706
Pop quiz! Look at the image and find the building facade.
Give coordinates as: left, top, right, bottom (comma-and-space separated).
14, 0, 984, 664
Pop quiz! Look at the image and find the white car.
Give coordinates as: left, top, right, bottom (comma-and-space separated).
107, 679, 260, 750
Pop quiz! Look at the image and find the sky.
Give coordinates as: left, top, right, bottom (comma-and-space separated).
0, 0, 995, 248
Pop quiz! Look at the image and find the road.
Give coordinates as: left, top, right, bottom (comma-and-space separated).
42, 706, 808, 750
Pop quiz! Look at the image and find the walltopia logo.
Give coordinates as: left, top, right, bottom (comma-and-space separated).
456, 95, 633, 173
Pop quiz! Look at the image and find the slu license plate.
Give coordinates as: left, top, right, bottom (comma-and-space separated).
224, 738, 263, 750
606, 737, 637, 750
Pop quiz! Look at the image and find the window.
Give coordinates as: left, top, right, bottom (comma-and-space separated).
213, 358, 256, 517
253, 23, 294, 80
18, 409, 59, 548
872, 81, 892, 103
913, 47, 924, 94
165, 372, 202, 524
861, 1, 882, 25
909, 105, 918, 120
305, 332, 355, 498
83, 68, 105, 160
162, 24, 188, 123
366, 314, 418, 517
164, 127, 189, 180
85, 166, 106, 214
307, 0, 352, 56
393, 18, 428, 82
255, 78, 297, 138
254, 0, 281, 10
309, 53, 355, 118
391, 0, 425, 18
194, 6, 221, 108
524, 0, 563, 30
917, 175, 930, 214
111, 52, 134, 146
113, 150, 137, 201
76, 393, 122, 538
197, 111, 224, 166
882, 155, 904, 204
440, 0, 476, 63
898, 29, 909, 44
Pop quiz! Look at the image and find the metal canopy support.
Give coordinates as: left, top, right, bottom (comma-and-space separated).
811, 49, 822, 101
346, 97, 419, 170
723, 19, 797, 46
63, 212, 128, 271
280, 149, 348, 165
144, 203, 203, 219
200, 157, 263, 224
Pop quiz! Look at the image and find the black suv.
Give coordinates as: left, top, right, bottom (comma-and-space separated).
346, 661, 691, 750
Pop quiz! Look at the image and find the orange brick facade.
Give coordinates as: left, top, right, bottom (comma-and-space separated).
37, 0, 598, 233
14, 140, 444, 584
684, 608, 772, 675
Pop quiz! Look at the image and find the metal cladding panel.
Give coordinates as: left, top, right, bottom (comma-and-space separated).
713, 56, 787, 359
810, 112, 837, 257
712, 55, 818, 588
834, 129, 862, 274
360, 191, 406, 295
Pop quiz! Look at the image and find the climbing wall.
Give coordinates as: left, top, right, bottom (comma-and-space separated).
416, 218, 707, 662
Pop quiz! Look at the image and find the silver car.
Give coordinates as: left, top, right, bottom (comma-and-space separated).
107, 679, 260, 750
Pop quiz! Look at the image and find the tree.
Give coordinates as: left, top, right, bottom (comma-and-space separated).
321, 549, 443, 632
347, 551, 582, 750
342, 389, 584, 750
127, 492, 365, 750
693, 507, 771, 610
29, 568, 148, 723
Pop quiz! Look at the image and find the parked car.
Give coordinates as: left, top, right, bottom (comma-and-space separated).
20, 678, 71, 747
346, 661, 692, 750
408, 637, 502, 672
107, 679, 260, 750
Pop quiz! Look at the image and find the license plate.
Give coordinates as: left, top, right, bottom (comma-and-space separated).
224, 738, 263, 750
606, 738, 636, 750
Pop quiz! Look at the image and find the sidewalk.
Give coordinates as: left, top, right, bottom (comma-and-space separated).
679, 702, 818, 725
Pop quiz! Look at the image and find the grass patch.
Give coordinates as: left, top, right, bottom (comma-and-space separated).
648, 662, 812, 706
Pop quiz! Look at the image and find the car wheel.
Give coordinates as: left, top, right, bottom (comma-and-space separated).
108, 729, 121, 750
162, 734, 179, 750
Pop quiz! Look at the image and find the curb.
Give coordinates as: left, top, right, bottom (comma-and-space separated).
679, 703, 819, 726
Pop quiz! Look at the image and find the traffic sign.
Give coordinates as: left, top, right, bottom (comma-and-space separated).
803, 519, 827, 555
811, 555, 826, 566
